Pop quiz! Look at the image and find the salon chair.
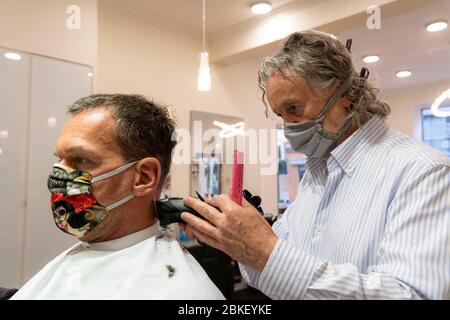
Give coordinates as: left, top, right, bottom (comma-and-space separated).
0, 287, 18, 300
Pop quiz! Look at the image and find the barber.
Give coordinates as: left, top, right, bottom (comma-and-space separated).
180, 30, 450, 300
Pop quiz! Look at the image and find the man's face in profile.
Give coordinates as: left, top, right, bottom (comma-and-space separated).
53, 108, 136, 242
266, 72, 351, 135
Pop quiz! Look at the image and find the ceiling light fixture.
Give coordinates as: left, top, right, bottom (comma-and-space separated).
363, 55, 380, 63
213, 120, 245, 138
250, 2, 272, 15
88, 72, 93, 77
198, 0, 211, 91
396, 70, 412, 78
431, 89, 450, 117
426, 20, 448, 32
4, 52, 22, 61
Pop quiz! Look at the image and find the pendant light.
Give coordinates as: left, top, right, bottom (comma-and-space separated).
198, 0, 211, 91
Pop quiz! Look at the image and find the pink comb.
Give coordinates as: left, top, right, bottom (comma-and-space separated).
229, 150, 244, 205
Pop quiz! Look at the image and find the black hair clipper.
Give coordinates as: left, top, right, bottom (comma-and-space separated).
155, 190, 264, 228
155, 194, 219, 228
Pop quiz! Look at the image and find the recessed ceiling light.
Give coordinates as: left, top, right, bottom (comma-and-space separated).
426, 20, 448, 32
396, 70, 412, 78
250, 2, 272, 15
88, 72, 93, 77
363, 55, 380, 63
4, 52, 22, 61
0, 130, 8, 138
0, 148, 3, 155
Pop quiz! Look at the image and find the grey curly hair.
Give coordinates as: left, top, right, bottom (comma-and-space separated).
258, 30, 390, 126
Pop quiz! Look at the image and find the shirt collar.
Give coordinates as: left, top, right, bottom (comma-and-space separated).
306, 157, 326, 174
83, 222, 162, 252
329, 116, 388, 176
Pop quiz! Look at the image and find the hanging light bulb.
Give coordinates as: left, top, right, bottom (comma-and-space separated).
198, 0, 211, 91
198, 51, 211, 91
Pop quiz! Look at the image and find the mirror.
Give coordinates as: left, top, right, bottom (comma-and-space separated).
190, 111, 244, 198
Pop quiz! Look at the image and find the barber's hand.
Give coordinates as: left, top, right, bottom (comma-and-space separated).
180, 195, 278, 273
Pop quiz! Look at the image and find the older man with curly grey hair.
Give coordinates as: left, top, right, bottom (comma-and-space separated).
181, 30, 450, 300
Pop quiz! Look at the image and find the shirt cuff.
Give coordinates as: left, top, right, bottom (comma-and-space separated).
258, 238, 320, 300
238, 262, 260, 289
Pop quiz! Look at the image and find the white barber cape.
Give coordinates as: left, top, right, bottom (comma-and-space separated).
11, 223, 225, 300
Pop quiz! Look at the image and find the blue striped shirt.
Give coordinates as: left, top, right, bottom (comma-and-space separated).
239, 116, 450, 299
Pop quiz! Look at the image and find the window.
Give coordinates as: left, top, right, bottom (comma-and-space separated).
277, 128, 306, 214
421, 106, 450, 157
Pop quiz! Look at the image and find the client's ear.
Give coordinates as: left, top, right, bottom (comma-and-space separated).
133, 157, 161, 197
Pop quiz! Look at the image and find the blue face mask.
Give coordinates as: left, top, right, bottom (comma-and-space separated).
283, 78, 354, 158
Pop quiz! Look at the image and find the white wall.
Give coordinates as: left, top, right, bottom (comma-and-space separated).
97, 1, 279, 215
383, 79, 450, 140
0, 48, 30, 288
0, 49, 93, 287
22, 56, 93, 283
0, 0, 97, 67
0, 0, 97, 287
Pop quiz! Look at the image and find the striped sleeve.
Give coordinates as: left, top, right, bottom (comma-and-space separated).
257, 164, 450, 300
238, 207, 291, 290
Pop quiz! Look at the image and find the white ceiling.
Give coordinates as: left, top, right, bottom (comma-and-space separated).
337, 0, 450, 90
107, 0, 450, 91
111, 0, 298, 35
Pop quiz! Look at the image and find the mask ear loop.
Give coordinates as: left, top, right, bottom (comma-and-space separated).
91, 161, 138, 184
105, 193, 135, 211
314, 77, 354, 125
92, 161, 139, 211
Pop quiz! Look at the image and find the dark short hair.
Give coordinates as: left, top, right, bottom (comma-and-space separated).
68, 94, 177, 185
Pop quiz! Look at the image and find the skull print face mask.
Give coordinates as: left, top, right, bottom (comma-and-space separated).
47, 161, 137, 238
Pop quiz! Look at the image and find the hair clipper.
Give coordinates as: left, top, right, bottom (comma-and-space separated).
155, 190, 264, 228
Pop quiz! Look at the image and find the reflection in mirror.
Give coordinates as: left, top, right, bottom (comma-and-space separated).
190, 111, 244, 199
276, 127, 306, 214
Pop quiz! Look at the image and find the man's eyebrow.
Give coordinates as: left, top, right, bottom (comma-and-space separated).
57, 145, 102, 158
